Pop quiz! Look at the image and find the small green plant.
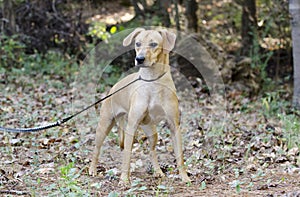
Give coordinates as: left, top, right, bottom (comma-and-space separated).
261, 91, 289, 117
48, 162, 87, 196
278, 113, 300, 149
248, 19, 274, 89
124, 179, 148, 196
252, 169, 266, 179
250, 39, 273, 85
234, 168, 240, 179
246, 181, 254, 191
108, 191, 120, 197
231, 180, 242, 193
260, 90, 300, 150
200, 181, 206, 190
155, 184, 169, 196
0, 34, 26, 70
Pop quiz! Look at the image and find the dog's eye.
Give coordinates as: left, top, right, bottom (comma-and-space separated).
136, 42, 141, 47
149, 42, 158, 48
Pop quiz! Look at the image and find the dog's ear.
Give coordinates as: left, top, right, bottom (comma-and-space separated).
158, 30, 176, 54
123, 28, 145, 46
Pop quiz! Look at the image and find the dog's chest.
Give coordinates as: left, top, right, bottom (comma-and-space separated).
138, 83, 177, 122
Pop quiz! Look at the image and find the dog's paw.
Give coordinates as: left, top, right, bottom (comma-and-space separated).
153, 169, 166, 178
181, 174, 192, 183
118, 178, 131, 189
88, 166, 97, 176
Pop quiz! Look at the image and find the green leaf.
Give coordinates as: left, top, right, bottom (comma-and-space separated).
236, 184, 241, 193
91, 182, 102, 189
138, 186, 147, 191
131, 179, 141, 187
157, 185, 167, 190
108, 191, 119, 197
200, 181, 206, 190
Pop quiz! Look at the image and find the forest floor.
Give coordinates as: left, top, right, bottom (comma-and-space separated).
1, 66, 300, 196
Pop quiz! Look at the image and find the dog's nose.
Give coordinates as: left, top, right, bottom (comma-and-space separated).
136, 56, 145, 64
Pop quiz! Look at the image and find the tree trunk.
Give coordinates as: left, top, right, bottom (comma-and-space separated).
1, 0, 16, 34
289, 0, 300, 109
131, 0, 146, 17
241, 0, 257, 56
173, 0, 181, 31
154, 0, 171, 27
130, 0, 171, 27
185, 0, 198, 32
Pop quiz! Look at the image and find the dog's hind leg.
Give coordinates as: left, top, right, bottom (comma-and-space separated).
89, 103, 115, 176
117, 116, 126, 150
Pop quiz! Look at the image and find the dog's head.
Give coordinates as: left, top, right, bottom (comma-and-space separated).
123, 28, 176, 67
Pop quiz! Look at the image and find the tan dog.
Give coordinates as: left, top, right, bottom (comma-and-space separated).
89, 28, 191, 184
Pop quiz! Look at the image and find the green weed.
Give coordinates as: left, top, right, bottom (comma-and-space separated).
261, 90, 292, 117
0, 34, 26, 70
249, 22, 274, 90
123, 179, 148, 197
108, 191, 120, 197
200, 181, 206, 190
260, 90, 300, 149
47, 162, 87, 196
278, 113, 300, 149
231, 180, 242, 193
155, 184, 170, 196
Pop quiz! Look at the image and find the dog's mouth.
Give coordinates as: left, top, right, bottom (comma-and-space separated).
135, 63, 149, 68
135, 62, 156, 68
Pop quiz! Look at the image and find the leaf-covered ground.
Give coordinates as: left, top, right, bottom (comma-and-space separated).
1, 69, 300, 196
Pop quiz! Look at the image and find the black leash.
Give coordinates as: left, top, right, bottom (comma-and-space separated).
0, 72, 166, 133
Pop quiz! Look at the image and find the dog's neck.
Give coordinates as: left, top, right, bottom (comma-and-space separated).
138, 53, 170, 80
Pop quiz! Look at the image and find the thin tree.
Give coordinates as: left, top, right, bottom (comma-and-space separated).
1, 0, 16, 34
130, 0, 171, 27
289, 0, 300, 109
185, 0, 198, 32
241, 0, 257, 56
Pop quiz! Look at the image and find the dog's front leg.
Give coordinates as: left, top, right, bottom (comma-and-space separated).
119, 127, 135, 185
170, 124, 191, 183
119, 107, 147, 186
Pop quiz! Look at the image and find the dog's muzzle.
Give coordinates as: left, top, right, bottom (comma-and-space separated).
135, 56, 145, 65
